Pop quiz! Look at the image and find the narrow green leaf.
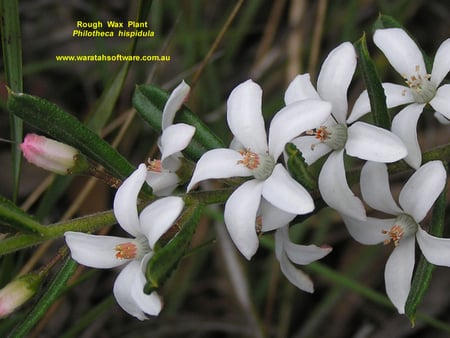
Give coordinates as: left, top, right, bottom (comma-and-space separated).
373, 14, 404, 31
7, 91, 134, 180
405, 181, 447, 324
144, 202, 203, 293
285, 143, 317, 191
9, 256, 78, 338
0, 196, 45, 234
0, 0, 23, 202
132, 84, 225, 161
354, 33, 391, 129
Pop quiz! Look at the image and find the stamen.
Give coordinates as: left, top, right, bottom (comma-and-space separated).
402, 65, 435, 103
238, 149, 260, 170
115, 242, 138, 260
255, 216, 263, 234
147, 158, 162, 172
382, 225, 404, 246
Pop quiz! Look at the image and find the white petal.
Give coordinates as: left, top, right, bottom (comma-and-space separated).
347, 84, 415, 123
162, 80, 190, 130
278, 249, 315, 293
341, 215, 394, 245
145, 171, 179, 197
113, 258, 162, 320
360, 161, 402, 215
416, 228, 450, 266
317, 42, 357, 124
187, 149, 252, 191
268, 99, 331, 159
288, 136, 332, 165
384, 236, 415, 314
227, 80, 268, 154
224, 180, 263, 260
430, 84, 450, 120
64, 232, 130, 268
114, 164, 147, 237
139, 196, 184, 248
160, 123, 195, 165
318, 150, 366, 220
259, 199, 296, 232
391, 103, 425, 169
277, 226, 332, 265
346, 122, 407, 163
262, 164, 314, 215
374, 28, 426, 79
430, 39, 450, 86
399, 160, 446, 222
284, 74, 320, 105
434, 111, 450, 124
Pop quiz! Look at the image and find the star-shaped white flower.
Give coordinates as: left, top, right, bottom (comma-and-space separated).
65, 164, 184, 320
187, 79, 332, 259
342, 160, 450, 314
285, 42, 407, 220
146, 80, 196, 195
275, 225, 332, 293
350, 28, 450, 169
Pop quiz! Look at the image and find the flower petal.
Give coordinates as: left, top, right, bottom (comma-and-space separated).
227, 80, 268, 154
360, 161, 402, 215
277, 226, 332, 265
346, 122, 407, 163
262, 164, 314, 215
145, 171, 179, 197
162, 80, 190, 130
277, 249, 314, 293
139, 196, 184, 248
317, 42, 357, 124
399, 160, 446, 222
113, 164, 147, 236
224, 180, 263, 260
434, 112, 450, 125
391, 103, 425, 169
113, 258, 162, 320
341, 215, 394, 245
318, 150, 366, 220
416, 227, 450, 266
259, 199, 296, 232
64, 232, 130, 268
268, 99, 331, 159
160, 123, 195, 165
430, 84, 450, 120
288, 136, 332, 165
284, 74, 320, 105
187, 149, 252, 191
374, 28, 426, 79
384, 236, 415, 314
348, 84, 415, 123
430, 38, 450, 86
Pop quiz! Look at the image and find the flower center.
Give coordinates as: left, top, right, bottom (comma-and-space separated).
382, 213, 418, 246
147, 159, 162, 172
306, 124, 348, 150
238, 149, 275, 180
114, 237, 150, 261
402, 65, 436, 103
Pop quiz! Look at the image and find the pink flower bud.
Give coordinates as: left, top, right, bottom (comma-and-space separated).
0, 273, 42, 318
20, 134, 87, 175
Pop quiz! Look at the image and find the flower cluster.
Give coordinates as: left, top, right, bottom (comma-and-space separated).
33, 26, 449, 320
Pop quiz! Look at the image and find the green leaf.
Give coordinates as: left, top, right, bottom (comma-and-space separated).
405, 181, 447, 325
144, 201, 203, 293
0, 0, 23, 202
373, 14, 404, 31
285, 143, 317, 191
7, 91, 134, 180
354, 33, 391, 129
132, 84, 225, 161
0, 195, 45, 234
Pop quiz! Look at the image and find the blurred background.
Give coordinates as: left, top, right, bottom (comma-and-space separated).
1, 0, 450, 337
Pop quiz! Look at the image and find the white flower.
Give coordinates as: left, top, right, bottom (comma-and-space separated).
65, 164, 184, 320
350, 28, 450, 169
187, 79, 332, 259
275, 225, 332, 293
342, 160, 450, 314
285, 42, 407, 220
146, 80, 196, 195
